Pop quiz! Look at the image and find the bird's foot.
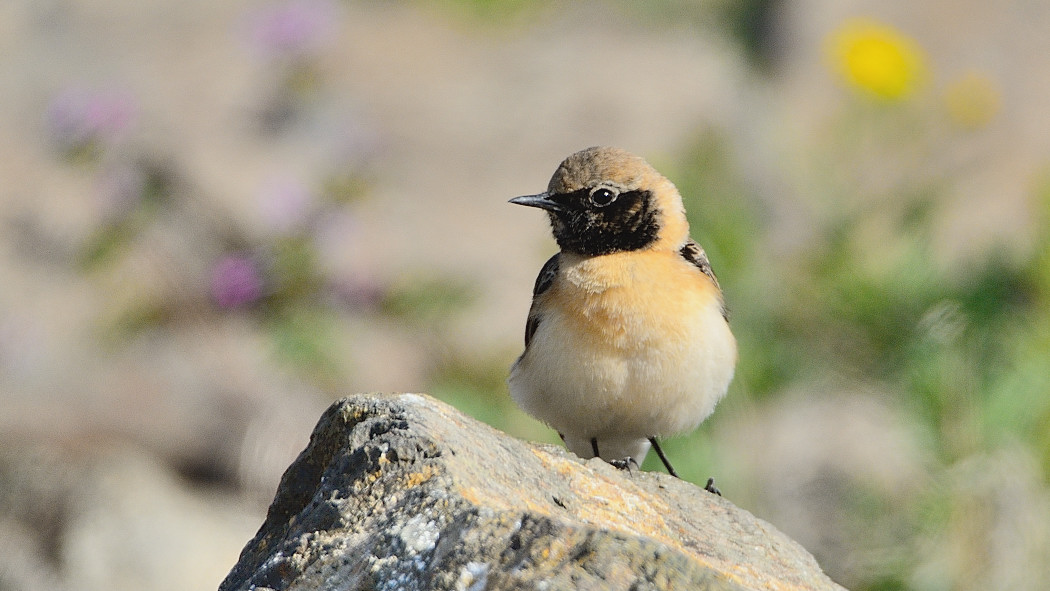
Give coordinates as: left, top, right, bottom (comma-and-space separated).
608, 457, 639, 473
704, 477, 722, 496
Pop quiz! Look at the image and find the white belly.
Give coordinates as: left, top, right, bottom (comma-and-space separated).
508, 259, 736, 442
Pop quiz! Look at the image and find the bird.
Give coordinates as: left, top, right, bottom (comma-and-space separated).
507, 146, 736, 483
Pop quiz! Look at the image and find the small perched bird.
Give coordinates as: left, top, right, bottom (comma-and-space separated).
508, 147, 736, 480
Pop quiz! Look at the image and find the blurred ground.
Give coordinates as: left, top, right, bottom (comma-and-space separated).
2, 1, 1050, 590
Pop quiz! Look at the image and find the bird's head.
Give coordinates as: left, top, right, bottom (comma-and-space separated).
510, 147, 689, 256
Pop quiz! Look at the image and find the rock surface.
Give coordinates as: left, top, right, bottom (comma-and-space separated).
220, 394, 847, 591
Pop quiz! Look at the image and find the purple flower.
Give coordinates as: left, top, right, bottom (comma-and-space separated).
211, 254, 264, 309
45, 87, 136, 154
244, 0, 339, 60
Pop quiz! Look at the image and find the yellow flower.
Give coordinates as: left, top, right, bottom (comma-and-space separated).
943, 70, 1001, 129
827, 18, 928, 101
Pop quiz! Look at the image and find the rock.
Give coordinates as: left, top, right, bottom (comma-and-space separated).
220, 393, 847, 591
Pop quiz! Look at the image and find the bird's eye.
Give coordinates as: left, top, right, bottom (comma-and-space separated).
589, 188, 617, 207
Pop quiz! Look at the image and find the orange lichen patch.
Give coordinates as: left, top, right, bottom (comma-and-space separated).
537, 532, 578, 568
568, 473, 670, 535
529, 446, 581, 478
400, 465, 438, 489
339, 405, 371, 425
560, 474, 768, 587
454, 482, 491, 508
453, 473, 558, 518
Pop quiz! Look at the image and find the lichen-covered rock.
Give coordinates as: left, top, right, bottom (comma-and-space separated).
220, 393, 847, 591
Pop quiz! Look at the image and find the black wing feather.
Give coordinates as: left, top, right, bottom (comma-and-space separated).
524, 253, 560, 348
679, 239, 728, 321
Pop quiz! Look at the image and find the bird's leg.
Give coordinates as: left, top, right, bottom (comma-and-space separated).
647, 437, 721, 494
648, 437, 679, 478
590, 437, 600, 458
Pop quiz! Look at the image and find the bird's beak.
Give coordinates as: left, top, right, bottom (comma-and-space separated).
509, 193, 562, 212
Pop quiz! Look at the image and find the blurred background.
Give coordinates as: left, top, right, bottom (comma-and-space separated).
3, 0, 1050, 589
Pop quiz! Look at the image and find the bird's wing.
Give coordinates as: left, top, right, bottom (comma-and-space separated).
679, 239, 728, 321
524, 253, 560, 348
